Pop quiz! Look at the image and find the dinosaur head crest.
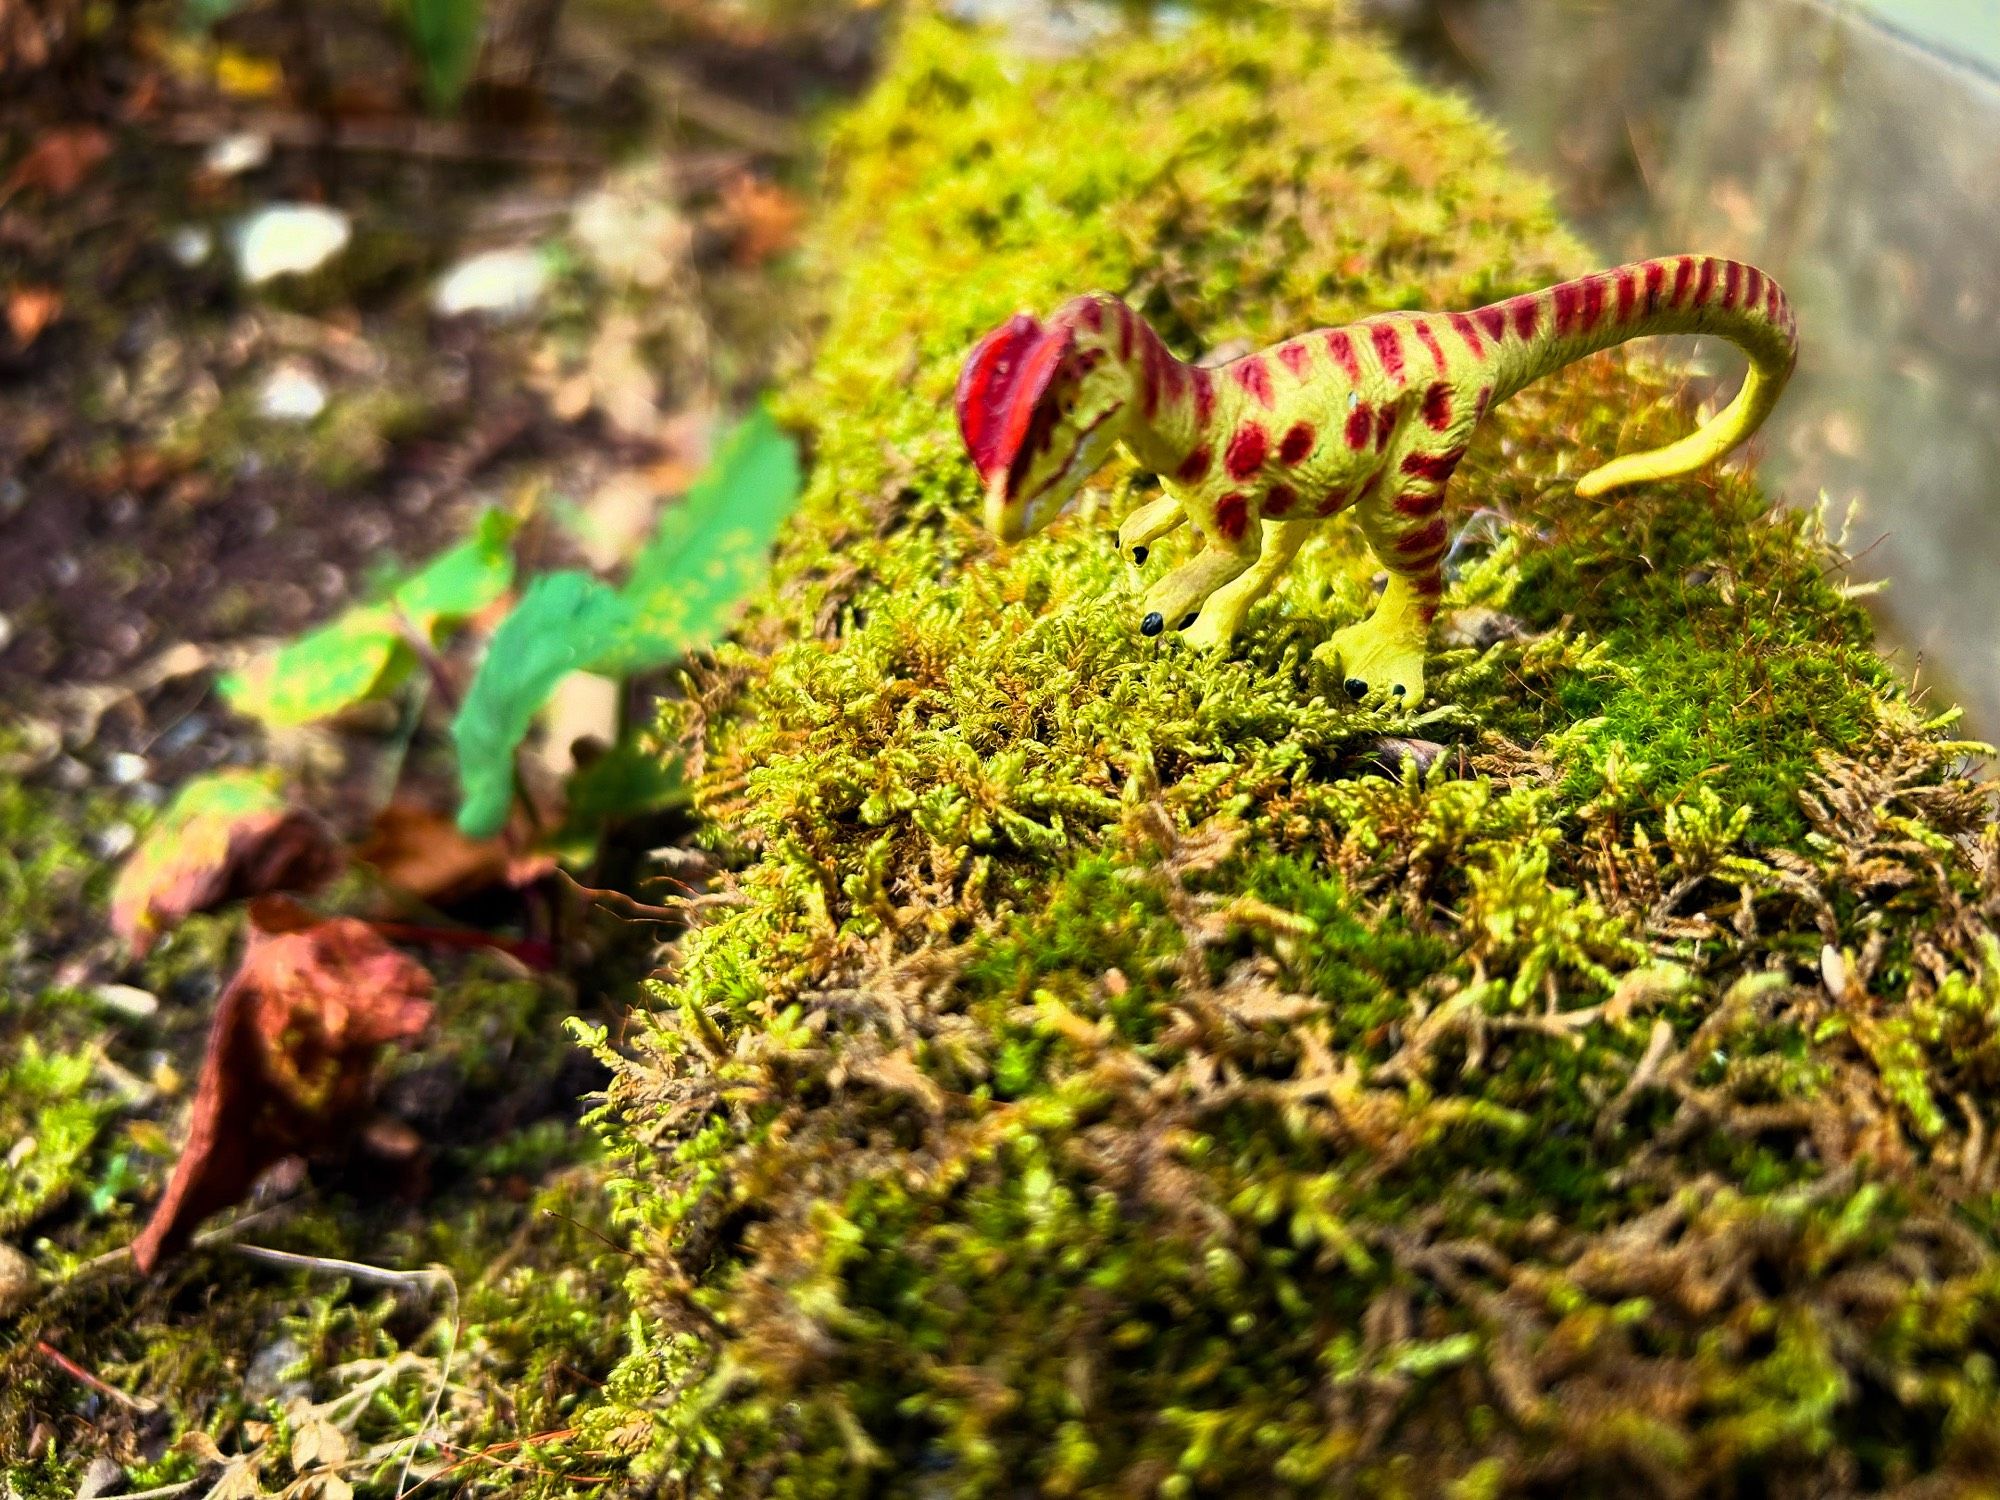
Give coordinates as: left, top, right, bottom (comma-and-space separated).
956, 299, 1130, 541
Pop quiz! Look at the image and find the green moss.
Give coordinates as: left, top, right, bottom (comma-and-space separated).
591, 5, 2000, 1495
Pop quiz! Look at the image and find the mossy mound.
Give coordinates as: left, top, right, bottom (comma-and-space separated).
592, 4, 2000, 1494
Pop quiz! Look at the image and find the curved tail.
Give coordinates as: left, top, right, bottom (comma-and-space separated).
1473, 256, 1798, 498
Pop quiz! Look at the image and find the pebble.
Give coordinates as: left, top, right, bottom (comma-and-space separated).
234, 203, 352, 285
257, 362, 329, 422
243, 1333, 312, 1405
432, 246, 549, 319
107, 751, 149, 785
204, 130, 271, 177
93, 983, 159, 1020
91, 822, 137, 859
0, 1240, 35, 1319
168, 224, 214, 267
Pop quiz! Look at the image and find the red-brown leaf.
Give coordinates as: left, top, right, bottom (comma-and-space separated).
2, 125, 111, 199
355, 800, 515, 906
131, 903, 434, 1272
110, 770, 341, 957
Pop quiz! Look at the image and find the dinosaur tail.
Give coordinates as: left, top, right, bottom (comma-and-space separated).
1474, 256, 1798, 498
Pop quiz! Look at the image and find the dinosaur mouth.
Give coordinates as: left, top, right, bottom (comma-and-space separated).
986, 404, 1122, 541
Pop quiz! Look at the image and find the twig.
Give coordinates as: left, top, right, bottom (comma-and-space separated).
34, 1338, 160, 1414
364, 919, 556, 970
151, 110, 602, 169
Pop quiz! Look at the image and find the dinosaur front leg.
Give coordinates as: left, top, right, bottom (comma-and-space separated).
1137, 520, 1260, 638
1116, 494, 1187, 565
1314, 481, 1450, 705
1180, 517, 1313, 651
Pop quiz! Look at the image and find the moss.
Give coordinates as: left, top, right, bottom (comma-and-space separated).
591, 5, 2000, 1495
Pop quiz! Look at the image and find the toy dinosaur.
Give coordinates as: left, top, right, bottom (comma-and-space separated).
956, 256, 1797, 704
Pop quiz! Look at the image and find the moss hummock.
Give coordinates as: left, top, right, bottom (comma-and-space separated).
589, 4, 2000, 1494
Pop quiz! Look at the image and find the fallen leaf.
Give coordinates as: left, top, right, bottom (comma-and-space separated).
110, 770, 341, 957
356, 801, 512, 905
131, 902, 434, 1272
6, 285, 61, 347
2, 125, 111, 199
716, 171, 804, 268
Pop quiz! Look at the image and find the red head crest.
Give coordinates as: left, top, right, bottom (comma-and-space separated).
956, 314, 1076, 490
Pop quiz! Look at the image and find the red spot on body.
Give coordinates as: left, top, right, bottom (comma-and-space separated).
1394, 518, 1449, 557
1401, 447, 1464, 483
1265, 482, 1298, 517
1766, 280, 1782, 321
1344, 402, 1373, 450
1722, 261, 1742, 308
1225, 422, 1268, 479
1553, 281, 1583, 335
1215, 491, 1249, 541
1370, 322, 1406, 381
1233, 357, 1274, 408
1279, 422, 1316, 465
1643, 260, 1666, 315
1374, 405, 1397, 450
1449, 311, 1484, 359
1278, 342, 1312, 381
1414, 571, 1446, 598
1510, 297, 1538, 340
1326, 329, 1360, 380
1743, 267, 1764, 313
1117, 302, 1134, 361
1191, 366, 1215, 426
1176, 445, 1212, 483
1414, 320, 1447, 375
1476, 305, 1510, 343
1394, 488, 1442, 517
1474, 384, 1493, 423
1694, 258, 1717, 306
1672, 257, 1695, 306
1081, 300, 1104, 332
1616, 270, 1637, 323
1316, 489, 1348, 517
1422, 381, 1453, 431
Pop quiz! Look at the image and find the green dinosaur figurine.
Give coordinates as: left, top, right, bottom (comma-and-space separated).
957, 256, 1798, 704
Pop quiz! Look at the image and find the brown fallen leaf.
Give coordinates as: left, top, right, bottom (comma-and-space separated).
131, 900, 434, 1272
6, 284, 61, 347
355, 800, 513, 906
716, 170, 804, 268
2, 124, 111, 199
110, 769, 342, 957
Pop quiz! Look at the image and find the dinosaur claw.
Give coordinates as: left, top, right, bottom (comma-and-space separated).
1344, 677, 1368, 701
1132, 545, 1148, 565
1177, 612, 1198, 631
1141, 611, 1164, 637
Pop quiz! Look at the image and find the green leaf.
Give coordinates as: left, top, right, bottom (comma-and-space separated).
452, 572, 634, 837
222, 510, 516, 729
220, 606, 409, 729
394, 507, 518, 638
593, 403, 802, 675
402, 0, 486, 113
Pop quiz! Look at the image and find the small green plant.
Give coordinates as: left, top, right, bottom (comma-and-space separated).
223, 404, 801, 851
